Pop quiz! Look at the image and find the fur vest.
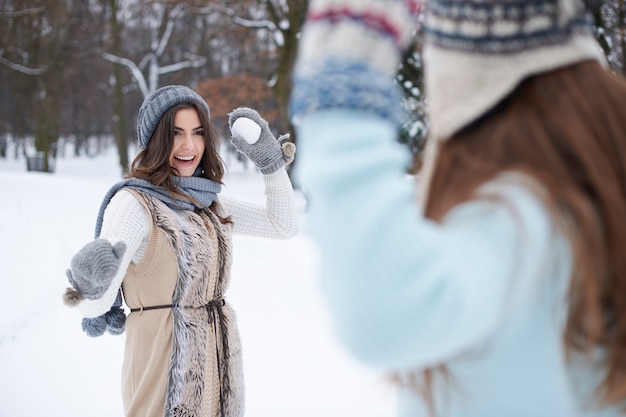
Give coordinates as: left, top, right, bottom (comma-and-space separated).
136, 191, 244, 417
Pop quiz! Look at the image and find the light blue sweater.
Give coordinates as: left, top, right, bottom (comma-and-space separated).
294, 111, 619, 417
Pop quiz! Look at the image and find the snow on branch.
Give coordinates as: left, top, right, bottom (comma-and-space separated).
102, 52, 150, 98
138, 53, 153, 71
159, 54, 207, 75
156, 3, 185, 58
195, 5, 276, 32
0, 51, 47, 75
0, 7, 45, 18
232, 16, 276, 31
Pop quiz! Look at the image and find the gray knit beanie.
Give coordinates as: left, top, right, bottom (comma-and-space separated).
136, 85, 210, 149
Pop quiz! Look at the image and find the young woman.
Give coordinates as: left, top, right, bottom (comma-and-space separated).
292, 0, 626, 416
64, 85, 298, 417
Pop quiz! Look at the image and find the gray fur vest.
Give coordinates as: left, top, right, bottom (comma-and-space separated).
140, 192, 244, 417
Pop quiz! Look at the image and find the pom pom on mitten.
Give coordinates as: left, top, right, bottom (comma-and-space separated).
63, 286, 83, 306
278, 133, 296, 166
78, 291, 126, 337
66, 239, 126, 303
82, 315, 108, 337
105, 306, 126, 335
228, 107, 287, 174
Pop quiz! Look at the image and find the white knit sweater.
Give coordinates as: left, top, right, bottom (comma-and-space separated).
79, 168, 298, 318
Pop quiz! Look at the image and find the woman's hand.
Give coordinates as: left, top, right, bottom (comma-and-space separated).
64, 238, 126, 306
228, 107, 295, 174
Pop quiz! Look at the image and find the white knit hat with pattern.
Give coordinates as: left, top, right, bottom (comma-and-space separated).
423, 0, 606, 141
417, 0, 606, 204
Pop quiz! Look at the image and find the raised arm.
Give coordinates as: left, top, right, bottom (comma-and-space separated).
291, 0, 567, 370
221, 107, 298, 239
220, 169, 298, 239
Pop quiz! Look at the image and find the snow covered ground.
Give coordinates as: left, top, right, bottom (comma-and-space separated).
0, 144, 396, 417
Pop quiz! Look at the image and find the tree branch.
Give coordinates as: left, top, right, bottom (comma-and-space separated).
233, 15, 276, 31
198, 5, 277, 31
264, 0, 282, 26
156, 3, 185, 58
0, 7, 45, 18
159, 55, 207, 75
102, 52, 150, 97
0, 51, 47, 75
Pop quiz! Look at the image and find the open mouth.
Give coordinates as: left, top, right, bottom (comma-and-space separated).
174, 155, 196, 166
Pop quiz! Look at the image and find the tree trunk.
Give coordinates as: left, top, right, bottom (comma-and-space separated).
109, 0, 130, 175
33, 68, 62, 172
266, 0, 308, 180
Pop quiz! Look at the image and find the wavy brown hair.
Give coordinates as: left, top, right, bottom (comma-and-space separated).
412, 61, 626, 412
128, 102, 231, 223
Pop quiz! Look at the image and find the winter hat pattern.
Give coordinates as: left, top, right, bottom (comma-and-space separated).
424, 0, 606, 140
136, 85, 210, 149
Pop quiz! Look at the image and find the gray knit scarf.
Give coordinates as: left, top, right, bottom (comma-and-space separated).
94, 176, 221, 238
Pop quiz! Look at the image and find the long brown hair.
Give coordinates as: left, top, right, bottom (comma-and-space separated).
128, 102, 231, 223
415, 61, 626, 410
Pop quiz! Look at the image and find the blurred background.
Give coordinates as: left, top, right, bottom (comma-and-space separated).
0, 1, 624, 177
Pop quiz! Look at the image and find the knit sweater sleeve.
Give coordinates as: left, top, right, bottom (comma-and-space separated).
220, 167, 298, 239
295, 112, 565, 370
77, 189, 151, 318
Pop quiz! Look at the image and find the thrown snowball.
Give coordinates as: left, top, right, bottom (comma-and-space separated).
232, 117, 261, 144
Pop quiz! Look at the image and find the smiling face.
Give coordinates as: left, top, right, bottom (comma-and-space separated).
169, 108, 206, 177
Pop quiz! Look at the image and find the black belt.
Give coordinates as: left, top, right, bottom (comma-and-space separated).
129, 298, 225, 313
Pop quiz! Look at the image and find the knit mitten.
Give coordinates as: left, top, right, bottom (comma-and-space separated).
64, 239, 126, 306
291, 0, 420, 124
228, 107, 293, 174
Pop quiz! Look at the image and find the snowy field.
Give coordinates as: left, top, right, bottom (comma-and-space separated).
0, 143, 396, 417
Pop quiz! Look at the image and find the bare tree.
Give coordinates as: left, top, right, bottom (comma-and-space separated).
0, 6, 48, 75
105, 0, 130, 174
200, 1, 308, 138
195, 0, 307, 180
262, 0, 308, 139
103, 1, 207, 98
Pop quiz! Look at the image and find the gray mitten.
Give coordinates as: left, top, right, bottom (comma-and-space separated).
64, 239, 126, 306
228, 107, 294, 174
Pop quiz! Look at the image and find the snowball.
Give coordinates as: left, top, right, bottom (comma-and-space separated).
232, 117, 261, 145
